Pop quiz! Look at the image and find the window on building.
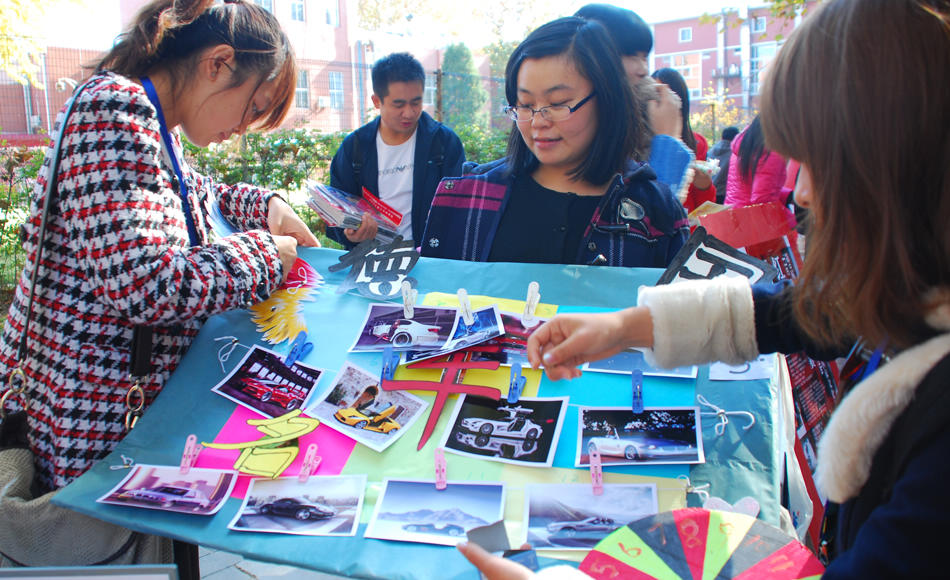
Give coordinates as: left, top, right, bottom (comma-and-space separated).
252, 0, 272, 11
424, 73, 436, 107
329, 71, 344, 110
296, 70, 310, 108
752, 17, 767, 33
291, 0, 305, 21
679, 27, 692, 43
323, 0, 340, 26
749, 43, 777, 94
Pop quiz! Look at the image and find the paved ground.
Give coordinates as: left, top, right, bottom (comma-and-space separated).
198, 546, 347, 579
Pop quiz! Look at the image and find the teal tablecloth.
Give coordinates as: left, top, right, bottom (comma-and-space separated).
53, 248, 783, 579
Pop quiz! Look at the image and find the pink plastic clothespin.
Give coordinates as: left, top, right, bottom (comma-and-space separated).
179, 434, 202, 475
589, 447, 604, 496
435, 447, 447, 490
298, 443, 321, 483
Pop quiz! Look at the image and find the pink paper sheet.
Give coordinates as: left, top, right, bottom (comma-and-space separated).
196, 406, 357, 497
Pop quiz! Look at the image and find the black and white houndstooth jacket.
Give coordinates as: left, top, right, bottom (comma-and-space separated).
0, 72, 284, 491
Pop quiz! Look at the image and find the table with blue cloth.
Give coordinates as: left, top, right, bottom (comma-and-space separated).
54, 248, 799, 579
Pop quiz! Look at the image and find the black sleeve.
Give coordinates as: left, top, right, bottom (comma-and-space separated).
753, 281, 851, 360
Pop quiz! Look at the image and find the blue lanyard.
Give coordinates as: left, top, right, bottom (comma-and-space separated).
140, 76, 200, 247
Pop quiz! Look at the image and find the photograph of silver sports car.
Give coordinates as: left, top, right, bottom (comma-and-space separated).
442, 395, 568, 467
575, 406, 704, 466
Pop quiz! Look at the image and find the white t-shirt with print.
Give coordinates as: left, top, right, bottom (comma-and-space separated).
376, 129, 416, 242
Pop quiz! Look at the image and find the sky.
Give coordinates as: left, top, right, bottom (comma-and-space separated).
40, 0, 765, 51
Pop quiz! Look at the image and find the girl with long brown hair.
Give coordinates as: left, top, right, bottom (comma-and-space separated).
461, 0, 950, 577
0, 0, 317, 494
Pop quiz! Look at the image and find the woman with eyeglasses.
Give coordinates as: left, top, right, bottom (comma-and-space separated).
421, 17, 688, 267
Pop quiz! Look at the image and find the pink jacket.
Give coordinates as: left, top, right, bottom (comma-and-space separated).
724, 128, 788, 208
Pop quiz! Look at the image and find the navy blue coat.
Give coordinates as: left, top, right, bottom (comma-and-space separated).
328, 112, 465, 248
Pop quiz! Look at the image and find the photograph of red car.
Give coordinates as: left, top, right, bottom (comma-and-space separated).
212, 345, 323, 418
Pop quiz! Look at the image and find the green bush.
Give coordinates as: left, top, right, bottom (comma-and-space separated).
454, 123, 510, 165
0, 141, 48, 303
183, 129, 345, 189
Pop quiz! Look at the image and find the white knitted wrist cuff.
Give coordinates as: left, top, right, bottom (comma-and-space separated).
637, 276, 757, 368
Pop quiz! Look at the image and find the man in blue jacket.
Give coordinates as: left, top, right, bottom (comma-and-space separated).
328, 52, 465, 248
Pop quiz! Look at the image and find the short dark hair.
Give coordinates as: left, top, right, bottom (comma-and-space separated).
574, 3, 653, 55
504, 17, 638, 185
371, 52, 425, 99
722, 126, 739, 141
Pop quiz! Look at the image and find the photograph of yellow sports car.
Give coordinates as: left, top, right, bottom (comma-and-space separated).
334, 405, 401, 433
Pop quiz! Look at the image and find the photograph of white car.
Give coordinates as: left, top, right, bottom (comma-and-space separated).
118, 485, 210, 510
372, 318, 442, 347
351, 304, 458, 352
575, 406, 704, 467
442, 395, 567, 467
98, 464, 237, 516
546, 516, 621, 538
524, 483, 658, 550
404, 305, 505, 363
460, 406, 542, 440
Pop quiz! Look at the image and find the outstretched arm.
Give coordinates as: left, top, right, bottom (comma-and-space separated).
527, 308, 654, 381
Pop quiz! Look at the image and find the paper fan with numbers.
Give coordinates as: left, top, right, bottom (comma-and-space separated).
579, 508, 824, 580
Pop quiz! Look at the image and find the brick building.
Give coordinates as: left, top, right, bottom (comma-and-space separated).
651, 2, 819, 120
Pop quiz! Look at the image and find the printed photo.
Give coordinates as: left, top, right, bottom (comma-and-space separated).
524, 483, 658, 550
350, 303, 458, 352
365, 479, 505, 546
228, 474, 365, 536
576, 406, 704, 467
212, 345, 323, 418
582, 348, 697, 379
463, 311, 548, 366
97, 464, 237, 516
305, 361, 427, 452
405, 305, 505, 363
441, 395, 567, 467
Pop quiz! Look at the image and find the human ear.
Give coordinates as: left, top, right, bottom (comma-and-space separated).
204, 44, 237, 81
371, 94, 382, 110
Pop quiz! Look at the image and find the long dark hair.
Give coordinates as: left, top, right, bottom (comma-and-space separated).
651, 67, 695, 151
737, 116, 767, 182
96, 0, 295, 130
504, 17, 637, 185
761, 0, 950, 349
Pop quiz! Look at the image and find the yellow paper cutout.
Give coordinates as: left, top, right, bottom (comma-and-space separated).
202, 409, 320, 478
422, 292, 558, 319
249, 287, 316, 344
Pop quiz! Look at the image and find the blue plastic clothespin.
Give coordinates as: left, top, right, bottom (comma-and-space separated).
631, 368, 644, 414
508, 363, 526, 404
381, 346, 400, 382
285, 331, 313, 366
